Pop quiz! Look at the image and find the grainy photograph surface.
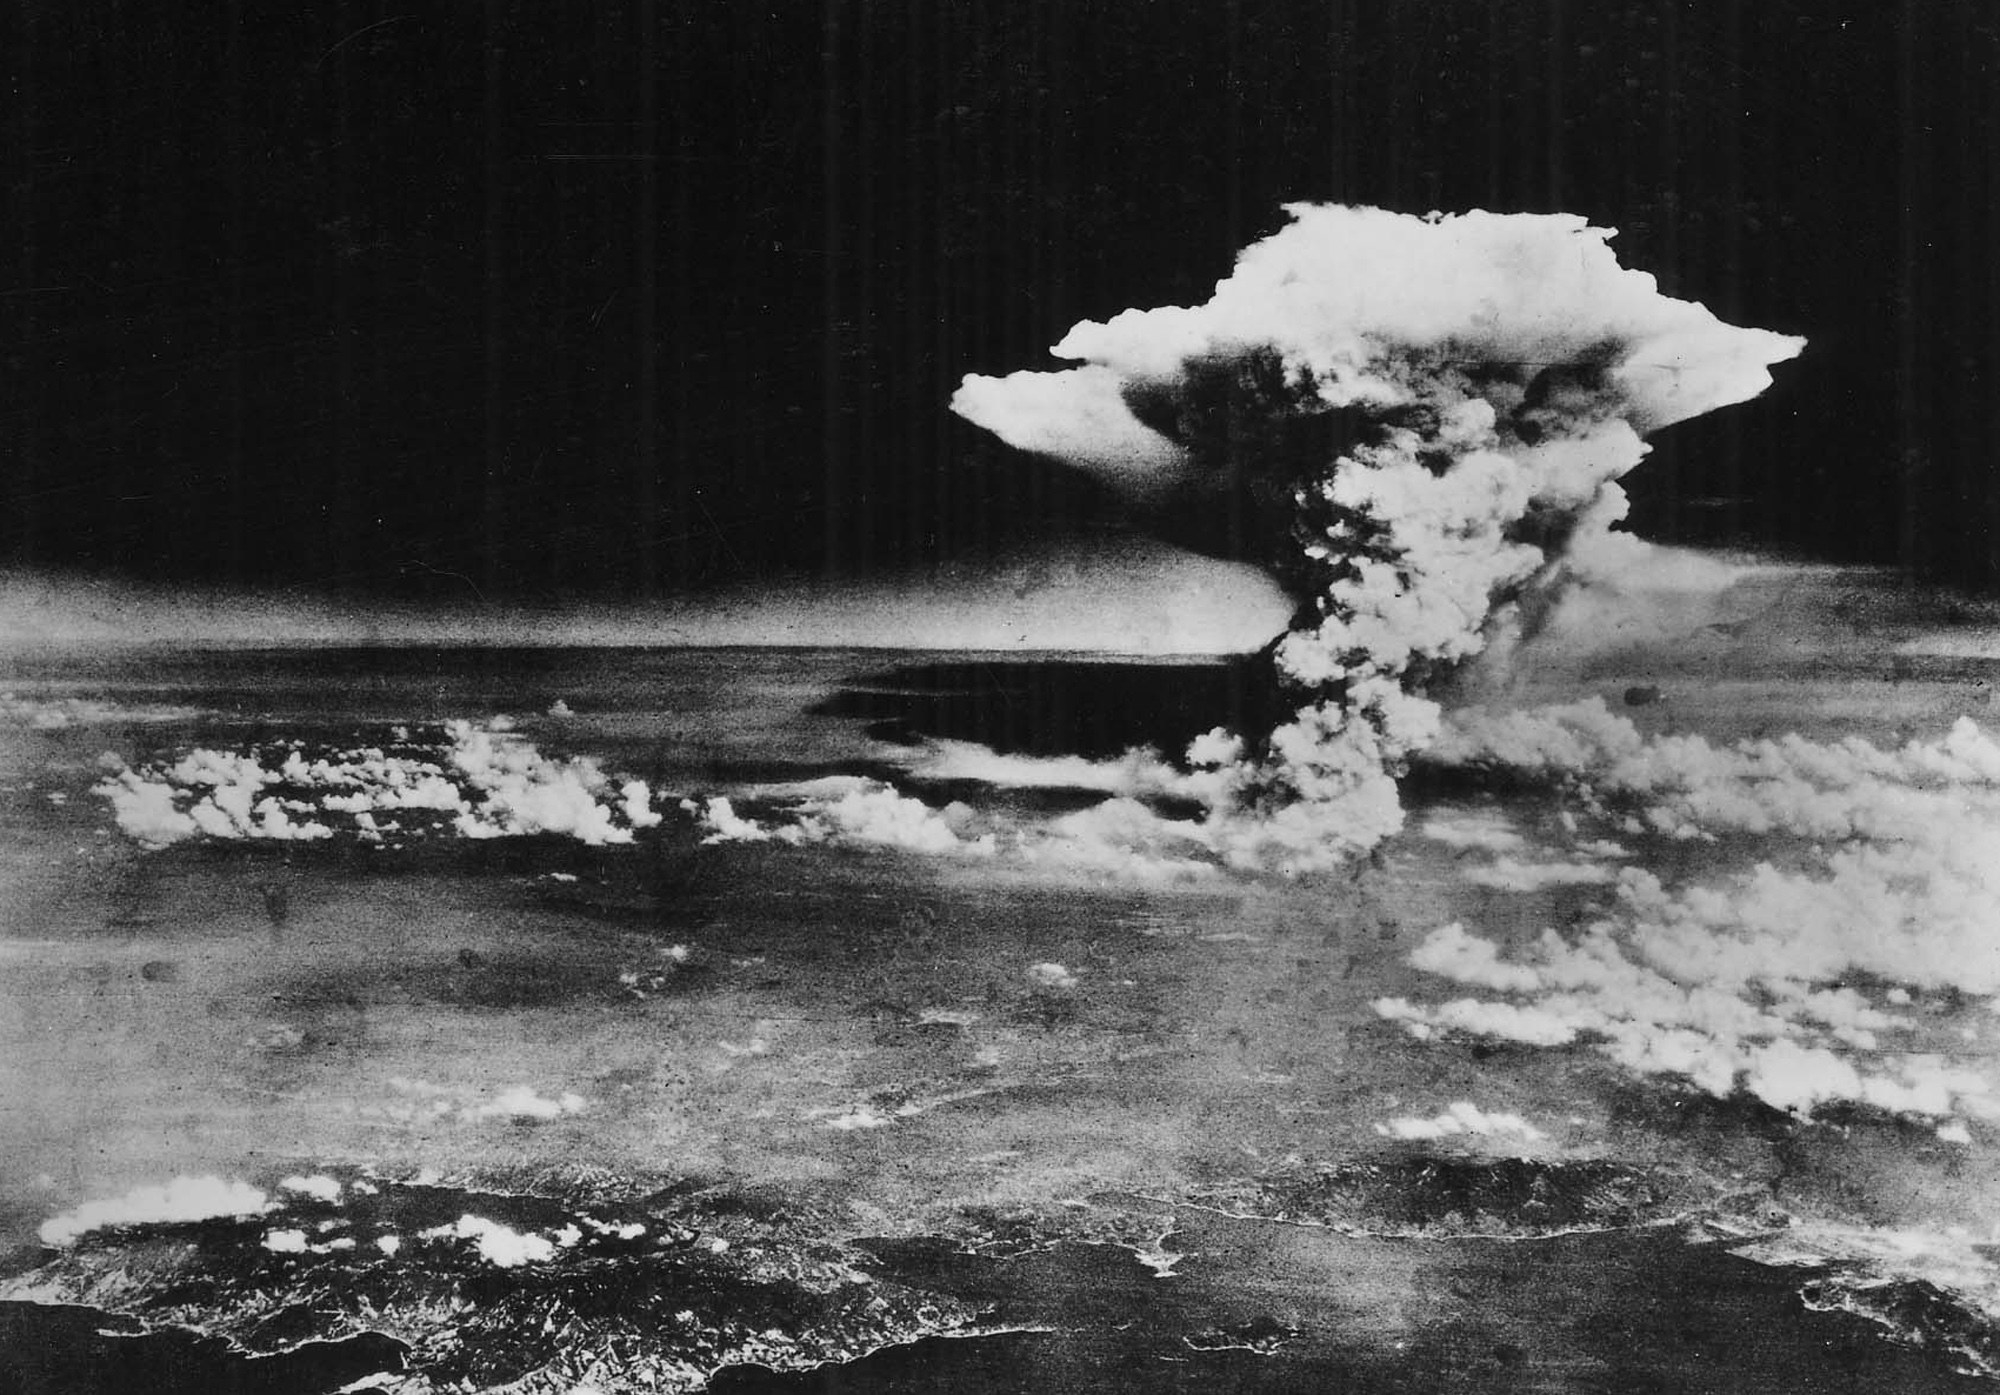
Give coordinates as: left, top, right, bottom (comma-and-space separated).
3, 3, 2000, 1391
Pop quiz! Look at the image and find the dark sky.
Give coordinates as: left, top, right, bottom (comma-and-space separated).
4, 0, 1999, 605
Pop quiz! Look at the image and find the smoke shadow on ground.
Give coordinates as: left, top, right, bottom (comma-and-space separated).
813, 658, 1288, 763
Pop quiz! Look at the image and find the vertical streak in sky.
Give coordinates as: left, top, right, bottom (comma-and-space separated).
1717, 0, 1745, 544
1483, 3, 1504, 212
854, 5, 877, 573
330, 15, 357, 589
482, 0, 507, 594
635, 0, 661, 599
1380, 0, 1404, 207
907, 1, 931, 570
1223, 0, 1248, 571
225, 0, 247, 582
929, 4, 952, 565
1895, 0, 1930, 573
1657, 0, 1682, 541
1545, 0, 1565, 210
8, 4, 39, 568
1327, 0, 1355, 205
822, 0, 844, 579
670, 0, 692, 591
1989, 16, 2000, 576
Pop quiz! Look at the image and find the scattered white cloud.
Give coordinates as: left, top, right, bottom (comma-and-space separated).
1375, 1101, 1546, 1143
417, 1215, 556, 1268
463, 1085, 588, 1122
278, 1174, 342, 1205
1374, 994, 1583, 1047
365, 1079, 587, 1126
1026, 962, 1078, 992
684, 795, 779, 845
822, 1105, 893, 1131
1407, 922, 1545, 994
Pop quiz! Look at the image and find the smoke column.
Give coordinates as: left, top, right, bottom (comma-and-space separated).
953, 205, 1804, 871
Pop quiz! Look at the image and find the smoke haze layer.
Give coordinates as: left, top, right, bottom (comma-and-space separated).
954, 205, 1805, 869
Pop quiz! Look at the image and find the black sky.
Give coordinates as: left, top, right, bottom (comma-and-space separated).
4, 0, 1999, 605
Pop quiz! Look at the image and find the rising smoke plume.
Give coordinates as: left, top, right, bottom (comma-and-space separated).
953, 205, 1804, 870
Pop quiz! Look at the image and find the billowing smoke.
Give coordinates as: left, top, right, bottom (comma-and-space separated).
954, 205, 1803, 870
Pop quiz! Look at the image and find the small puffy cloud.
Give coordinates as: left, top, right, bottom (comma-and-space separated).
1408, 922, 1544, 994
620, 780, 662, 829
798, 778, 991, 855
823, 1105, 894, 1131
261, 1228, 310, 1254
686, 795, 778, 845
278, 1174, 342, 1205
465, 1086, 588, 1122
92, 768, 199, 848
1027, 962, 1079, 992
1376, 1101, 1546, 1143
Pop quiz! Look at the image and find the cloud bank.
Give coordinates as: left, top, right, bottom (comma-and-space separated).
95, 722, 665, 848
1382, 706, 2000, 1124
1, 539, 1291, 656
39, 1176, 274, 1247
